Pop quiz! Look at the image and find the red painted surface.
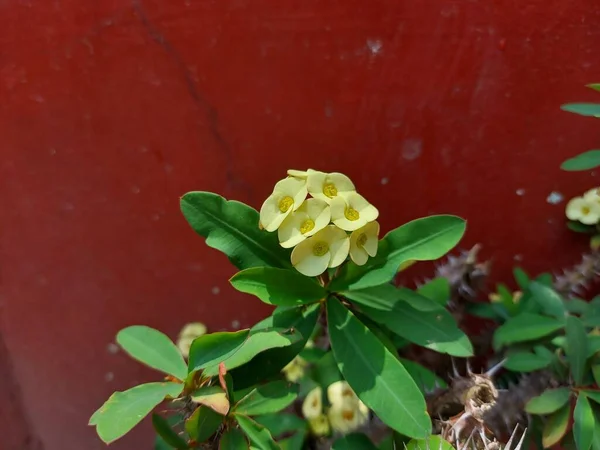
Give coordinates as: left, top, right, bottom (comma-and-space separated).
1, 1, 599, 448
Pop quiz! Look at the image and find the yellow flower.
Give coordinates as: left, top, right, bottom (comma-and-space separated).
278, 198, 331, 248
307, 169, 355, 203
327, 400, 369, 434
308, 414, 330, 436
302, 387, 323, 419
287, 169, 308, 179
330, 192, 379, 231
282, 356, 308, 382
327, 381, 359, 406
260, 177, 308, 232
176, 322, 207, 358
349, 221, 380, 266
291, 225, 350, 277
584, 187, 600, 203
566, 196, 600, 225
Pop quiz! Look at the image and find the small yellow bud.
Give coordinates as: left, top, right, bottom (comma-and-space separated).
176, 322, 207, 358
308, 414, 330, 436
302, 387, 323, 419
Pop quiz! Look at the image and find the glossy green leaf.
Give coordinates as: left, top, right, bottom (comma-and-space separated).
154, 414, 186, 450
529, 282, 567, 319
116, 326, 187, 380
90, 382, 184, 444
513, 267, 530, 290
542, 404, 571, 448
327, 298, 430, 439
561, 150, 600, 171
330, 216, 466, 291
180, 192, 291, 270
279, 432, 305, 450
405, 436, 455, 450
230, 267, 326, 306
189, 330, 250, 373
235, 415, 280, 450
253, 413, 306, 438
505, 351, 553, 372
593, 365, 600, 387
583, 390, 600, 405
219, 428, 248, 450
587, 83, 600, 92
568, 221, 596, 233
525, 388, 571, 415
398, 358, 447, 393
466, 302, 506, 321
417, 277, 450, 306
228, 304, 320, 389
561, 103, 600, 117
344, 284, 445, 313
566, 315, 588, 386
204, 328, 302, 376
358, 300, 473, 357
332, 433, 378, 450
493, 313, 564, 349
574, 394, 595, 450
233, 381, 298, 416
152, 414, 188, 450
185, 406, 223, 443
566, 298, 591, 315
191, 386, 230, 415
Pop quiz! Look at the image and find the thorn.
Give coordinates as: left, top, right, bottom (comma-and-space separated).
451, 357, 460, 377
466, 358, 473, 375
485, 358, 506, 378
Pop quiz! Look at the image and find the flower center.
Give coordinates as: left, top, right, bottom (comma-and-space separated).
278, 196, 294, 212
345, 207, 360, 221
312, 241, 329, 256
342, 409, 355, 421
323, 182, 338, 198
300, 219, 315, 234
357, 233, 367, 247
582, 206, 591, 215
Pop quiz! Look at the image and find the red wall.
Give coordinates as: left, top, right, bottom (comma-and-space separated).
1, 1, 599, 448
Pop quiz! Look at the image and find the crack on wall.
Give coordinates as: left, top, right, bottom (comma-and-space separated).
132, 0, 255, 203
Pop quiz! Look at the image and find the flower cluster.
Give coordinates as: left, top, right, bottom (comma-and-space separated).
301, 381, 369, 436
259, 169, 380, 276
566, 188, 600, 225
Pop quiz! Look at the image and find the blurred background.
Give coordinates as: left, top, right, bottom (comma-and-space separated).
1, 0, 599, 448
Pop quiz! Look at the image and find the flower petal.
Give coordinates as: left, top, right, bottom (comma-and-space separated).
302, 387, 323, 419
260, 193, 291, 231
330, 194, 367, 231
304, 198, 331, 236
362, 221, 380, 257
287, 169, 308, 179
278, 211, 309, 248
349, 243, 369, 266
326, 227, 350, 268
273, 176, 308, 212
291, 237, 330, 277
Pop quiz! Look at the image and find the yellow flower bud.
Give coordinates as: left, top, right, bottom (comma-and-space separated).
308, 414, 330, 436
282, 356, 308, 382
330, 192, 379, 231
291, 225, 350, 277
327, 400, 369, 434
176, 322, 207, 358
302, 387, 323, 419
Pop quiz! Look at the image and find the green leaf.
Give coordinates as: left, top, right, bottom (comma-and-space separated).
327, 298, 431, 439
332, 433, 378, 450
191, 386, 230, 415
235, 415, 280, 450
566, 315, 588, 386
505, 351, 553, 373
593, 365, 600, 387
561, 103, 600, 117
561, 150, 600, 171
587, 83, 600, 92
397, 358, 447, 393
204, 328, 303, 376
542, 404, 571, 448
90, 382, 184, 444
116, 326, 187, 380
574, 394, 595, 450
330, 216, 466, 291
466, 302, 506, 321
493, 313, 564, 349
584, 390, 600, 405
529, 282, 567, 319
310, 351, 343, 388
566, 298, 591, 315
185, 406, 223, 443
219, 428, 248, 450
152, 414, 188, 450
358, 300, 473, 357
230, 267, 326, 306
253, 413, 306, 438
189, 330, 250, 373
513, 267, 530, 290
344, 284, 445, 313
417, 278, 450, 306
279, 432, 305, 450
228, 304, 320, 389
405, 436, 455, 450
568, 221, 596, 233
525, 388, 572, 415
180, 192, 291, 270
233, 381, 298, 416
